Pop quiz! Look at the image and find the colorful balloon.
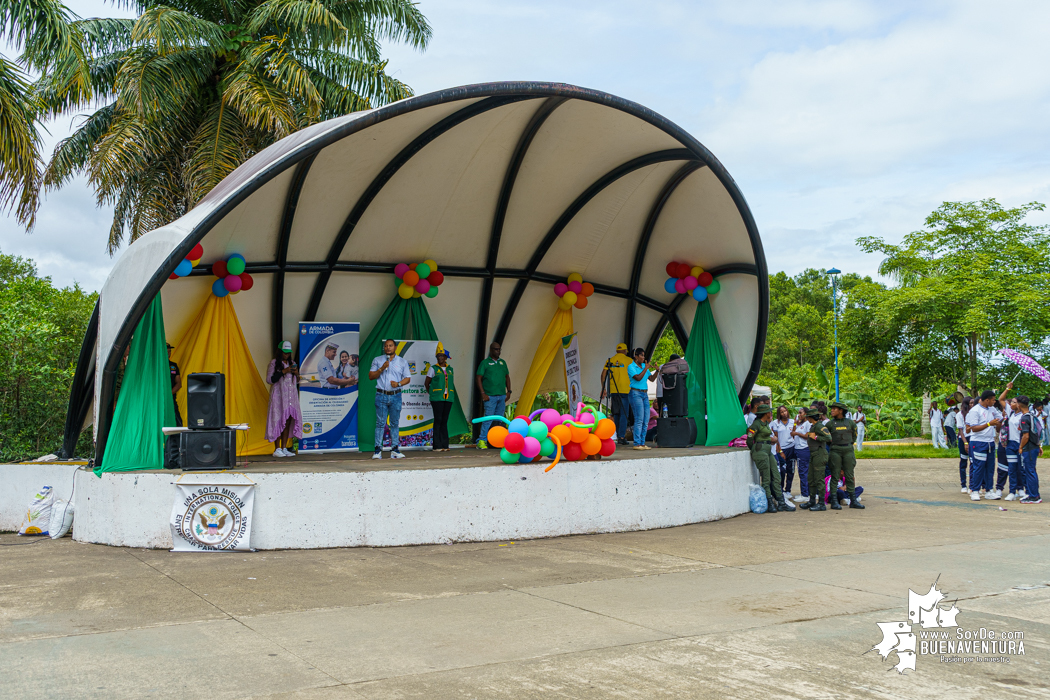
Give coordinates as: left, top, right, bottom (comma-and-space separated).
416, 262, 431, 279
567, 272, 583, 283
191, 257, 200, 267
226, 254, 246, 276
594, 418, 616, 440
508, 417, 530, 436
487, 425, 509, 448
690, 265, 703, 278
540, 408, 562, 429
574, 295, 588, 310
240, 272, 254, 291
527, 420, 549, 440
540, 438, 556, 457
174, 259, 192, 277
554, 282, 568, 297
664, 278, 678, 294
581, 282, 594, 297
684, 275, 698, 291
692, 286, 708, 302
562, 291, 577, 306
562, 442, 583, 461
169, 272, 178, 280
425, 286, 439, 298
665, 261, 678, 277
521, 436, 541, 459
212, 278, 229, 297
599, 438, 617, 456
412, 290, 422, 298
415, 279, 431, 294
428, 270, 444, 286
706, 278, 720, 294
578, 412, 595, 425
212, 260, 228, 277
504, 432, 525, 453
189, 243, 204, 261
676, 262, 691, 279
500, 448, 519, 464
581, 434, 602, 456
550, 424, 572, 446
558, 299, 572, 311
698, 271, 713, 287
674, 278, 686, 294
394, 263, 409, 279
409, 262, 417, 270
403, 270, 419, 287
423, 259, 437, 271
224, 274, 242, 292
398, 283, 414, 299
517, 453, 534, 464
569, 423, 589, 443
568, 280, 582, 294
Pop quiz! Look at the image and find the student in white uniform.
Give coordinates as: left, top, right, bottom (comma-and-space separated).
849, 405, 866, 450
770, 406, 796, 498
790, 407, 812, 503
929, 401, 946, 449
965, 390, 1002, 500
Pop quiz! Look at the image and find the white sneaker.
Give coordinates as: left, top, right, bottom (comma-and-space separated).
1004, 492, 1017, 501
1019, 489, 1027, 499
391, 450, 406, 459
961, 487, 969, 494
970, 492, 981, 501
784, 491, 792, 500
841, 498, 850, 506
372, 451, 382, 460
793, 494, 806, 503
273, 448, 285, 458
986, 491, 1001, 500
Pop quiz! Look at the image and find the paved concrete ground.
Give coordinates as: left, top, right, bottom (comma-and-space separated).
2, 458, 1048, 699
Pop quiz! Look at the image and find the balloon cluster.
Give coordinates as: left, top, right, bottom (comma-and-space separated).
211, 254, 254, 297
169, 244, 204, 279
663, 262, 720, 302
394, 259, 444, 299
473, 403, 617, 472
553, 273, 595, 311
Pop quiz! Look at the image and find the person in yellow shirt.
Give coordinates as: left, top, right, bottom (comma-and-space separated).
600, 342, 633, 445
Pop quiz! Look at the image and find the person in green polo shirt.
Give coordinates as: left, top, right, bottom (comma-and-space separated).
425, 342, 458, 452
475, 341, 512, 447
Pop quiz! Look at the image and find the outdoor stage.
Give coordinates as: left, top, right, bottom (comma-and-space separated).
31, 446, 756, 550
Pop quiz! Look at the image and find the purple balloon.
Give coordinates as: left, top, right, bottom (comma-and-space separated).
554, 282, 568, 297
521, 436, 541, 459
568, 280, 582, 294
224, 275, 243, 292
415, 279, 431, 294
674, 278, 686, 294
394, 263, 410, 279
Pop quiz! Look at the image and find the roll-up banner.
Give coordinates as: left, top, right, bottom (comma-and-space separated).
562, 332, 582, 408
298, 322, 359, 452
391, 340, 438, 449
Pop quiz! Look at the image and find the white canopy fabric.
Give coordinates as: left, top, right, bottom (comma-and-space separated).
84, 82, 768, 462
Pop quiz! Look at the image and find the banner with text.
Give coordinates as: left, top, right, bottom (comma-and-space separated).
562, 332, 582, 407
298, 322, 360, 452
170, 475, 255, 552
383, 340, 438, 448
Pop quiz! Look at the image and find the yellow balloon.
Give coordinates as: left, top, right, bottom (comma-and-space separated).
562, 291, 578, 306
413, 290, 422, 298
398, 283, 414, 299
567, 272, 583, 284
690, 265, 703, 278
423, 259, 437, 271
558, 299, 572, 311
191, 258, 200, 267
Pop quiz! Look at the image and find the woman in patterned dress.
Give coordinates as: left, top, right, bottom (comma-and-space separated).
266, 341, 303, 457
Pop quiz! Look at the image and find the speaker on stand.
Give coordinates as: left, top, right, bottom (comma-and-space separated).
187, 372, 225, 429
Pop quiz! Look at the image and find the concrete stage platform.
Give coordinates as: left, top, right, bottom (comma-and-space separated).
4, 446, 756, 550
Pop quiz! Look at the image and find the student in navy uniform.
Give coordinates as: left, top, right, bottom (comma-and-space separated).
167, 343, 182, 427
1016, 396, 1042, 504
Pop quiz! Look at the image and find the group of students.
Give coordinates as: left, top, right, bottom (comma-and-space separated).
954, 385, 1043, 504
744, 398, 865, 513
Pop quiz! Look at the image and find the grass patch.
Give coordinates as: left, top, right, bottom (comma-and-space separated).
856, 444, 961, 459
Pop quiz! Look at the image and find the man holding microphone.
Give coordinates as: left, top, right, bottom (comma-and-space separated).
368, 339, 411, 459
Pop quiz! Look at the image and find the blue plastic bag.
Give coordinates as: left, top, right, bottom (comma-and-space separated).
749, 484, 767, 514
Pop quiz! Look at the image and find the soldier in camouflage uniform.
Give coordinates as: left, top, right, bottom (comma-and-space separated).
747, 405, 795, 512
800, 407, 830, 511
827, 401, 865, 510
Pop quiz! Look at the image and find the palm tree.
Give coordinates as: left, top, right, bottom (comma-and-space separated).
0, 0, 82, 227
36, 0, 431, 252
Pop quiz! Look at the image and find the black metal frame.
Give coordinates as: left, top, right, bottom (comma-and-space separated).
87, 82, 769, 465
58, 300, 99, 458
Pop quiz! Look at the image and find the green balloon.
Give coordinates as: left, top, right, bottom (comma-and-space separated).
424, 285, 439, 298
416, 263, 431, 279
539, 438, 555, 457
707, 278, 720, 294
226, 256, 246, 275
591, 410, 606, 423
527, 421, 548, 440
500, 447, 519, 464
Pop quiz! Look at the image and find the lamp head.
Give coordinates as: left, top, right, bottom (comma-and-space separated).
826, 267, 841, 275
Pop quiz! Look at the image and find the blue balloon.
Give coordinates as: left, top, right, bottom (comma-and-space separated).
517, 453, 533, 463
664, 277, 678, 294
691, 286, 709, 302
508, 417, 530, 436
175, 258, 192, 277
212, 277, 229, 297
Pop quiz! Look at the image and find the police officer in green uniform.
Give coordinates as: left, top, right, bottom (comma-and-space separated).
828, 401, 864, 510
746, 405, 795, 512
799, 407, 830, 511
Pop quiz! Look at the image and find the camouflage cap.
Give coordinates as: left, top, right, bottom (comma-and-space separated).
805, 407, 821, 418
830, 401, 850, 411
754, 404, 771, 416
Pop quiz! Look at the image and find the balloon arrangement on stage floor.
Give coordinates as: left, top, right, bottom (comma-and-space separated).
211, 253, 255, 296
472, 403, 617, 472
553, 272, 594, 310
663, 261, 720, 301
394, 260, 444, 299
169, 244, 204, 279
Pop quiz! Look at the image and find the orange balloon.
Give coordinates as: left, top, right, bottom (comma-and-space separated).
581, 434, 601, 456
403, 270, 420, 286
581, 282, 594, 297
574, 295, 588, 310
409, 262, 417, 270
550, 424, 571, 446
486, 425, 509, 448
594, 418, 616, 440
569, 424, 589, 443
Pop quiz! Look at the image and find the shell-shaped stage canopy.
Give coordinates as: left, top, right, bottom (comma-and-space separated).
79, 82, 768, 461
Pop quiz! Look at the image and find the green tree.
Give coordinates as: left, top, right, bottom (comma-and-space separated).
36, 0, 431, 251
854, 199, 1050, 394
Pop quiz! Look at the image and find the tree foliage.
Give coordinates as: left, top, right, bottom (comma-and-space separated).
34, 0, 432, 251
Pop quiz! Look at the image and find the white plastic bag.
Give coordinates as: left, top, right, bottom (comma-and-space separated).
18, 486, 54, 535
49, 498, 74, 539
749, 483, 768, 514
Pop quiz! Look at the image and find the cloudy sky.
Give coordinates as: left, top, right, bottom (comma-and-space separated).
4, 0, 1049, 291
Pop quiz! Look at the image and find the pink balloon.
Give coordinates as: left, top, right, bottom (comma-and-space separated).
554, 282, 568, 297
579, 412, 595, 425
674, 278, 686, 294
521, 436, 541, 459
561, 413, 575, 426
540, 408, 562, 429
684, 275, 699, 291
568, 280, 582, 294
223, 275, 242, 292
394, 263, 409, 279
415, 279, 431, 294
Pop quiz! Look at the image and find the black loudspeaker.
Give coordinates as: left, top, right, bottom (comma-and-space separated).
187, 372, 225, 429
656, 416, 697, 448
661, 373, 689, 417
180, 429, 235, 471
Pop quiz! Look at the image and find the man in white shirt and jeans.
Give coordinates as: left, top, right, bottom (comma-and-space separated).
849, 405, 866, 451
929, 401, 946, 449
965, 390, 1003, 500
368, 339, 411, 459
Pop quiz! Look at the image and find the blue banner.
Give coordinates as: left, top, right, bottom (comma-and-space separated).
298, 322, 359, 452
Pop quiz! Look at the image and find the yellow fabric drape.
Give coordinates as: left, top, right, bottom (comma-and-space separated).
516, 308, 574, 415
171, 295, 274, 455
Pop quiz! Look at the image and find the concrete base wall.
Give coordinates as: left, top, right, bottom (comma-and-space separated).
0, 463, 80, 532
62, 451, 754, 549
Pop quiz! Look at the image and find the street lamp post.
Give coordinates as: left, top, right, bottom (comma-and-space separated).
827, 268, 841, 402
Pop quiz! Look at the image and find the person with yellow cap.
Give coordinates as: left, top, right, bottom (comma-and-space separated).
601, 342, 633, 445
425, 342, 458, 452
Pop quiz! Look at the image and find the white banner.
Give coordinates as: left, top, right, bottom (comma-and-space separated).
170, 475, 255, 552
298, 322, 360, 452
393, 340, 438, 448
562, 332, 582, 407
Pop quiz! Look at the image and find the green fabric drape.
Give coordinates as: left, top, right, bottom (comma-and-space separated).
358, 295, 470, 452
684, 300, 748, 446
96, 295, 175, 475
